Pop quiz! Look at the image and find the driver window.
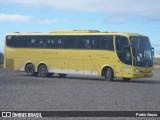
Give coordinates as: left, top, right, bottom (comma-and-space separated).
115, 36, 132, 65
123, 47, 132, 65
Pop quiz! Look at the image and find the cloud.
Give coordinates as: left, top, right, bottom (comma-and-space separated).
106, 16, 126, 24
37, 19, 68, 24
1, 0, 160, 21
0, 0, 160, 15
0, 13, 67, 24
0, 14, 31, 22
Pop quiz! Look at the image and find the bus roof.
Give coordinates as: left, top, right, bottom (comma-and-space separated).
6, 30, 147, 37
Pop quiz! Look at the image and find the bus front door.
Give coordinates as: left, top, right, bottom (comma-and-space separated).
114, 60, 123, 78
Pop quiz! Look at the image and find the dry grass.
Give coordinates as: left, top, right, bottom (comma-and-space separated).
154, 65, 160, 68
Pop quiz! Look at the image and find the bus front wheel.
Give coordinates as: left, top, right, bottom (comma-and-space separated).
105, 67, 114, 81
38, 64, 48, 77
25, 63, 37, 76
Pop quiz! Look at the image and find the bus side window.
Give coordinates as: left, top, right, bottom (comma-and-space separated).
76, 36, 83, 49
91, 38, 97, 49
17, 36, 27, 48
116, 36, 129, 52
51, 39, 55, 48
108, 36, 114, 50
30, 38, 36, 48
39, 36, 49, 48
20, 36, 27, 48
47, 38, 55, 48
82, 37, 92, 49
75, 36, 85, 49
55, 37, 64, 48
85, 39, 91, 49
47, 39, 51, 48
100, 38, 107, 49
66, 36, 75, 48
6, 35, 16, 47
15, 36, 20, 47
75, 36, 97, 49
81, 38, 85, 49
26, 36, 31, 48
57, 39, 62, 48
13, 36, 18, 47
100, 36, 114, 50
39, 38, 43, 48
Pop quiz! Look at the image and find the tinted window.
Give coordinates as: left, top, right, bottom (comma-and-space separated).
20, 36, 28, 48
26, 36, 50, 48
116, 36, 129, 52
46, 38, 55, 48
130, 37, 153, 67
54, 37, 65, 48
6, 35, 114, 51
6, 35, 16, 47
99, 36, 114, 50
75, 35, 113, 50
115, 36, 132, 65
30, 37, 37, 47
65, 36, 75, 48
75, 36, 98, 49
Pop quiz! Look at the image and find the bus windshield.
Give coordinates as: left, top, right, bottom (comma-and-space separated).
130, 37, 153, 67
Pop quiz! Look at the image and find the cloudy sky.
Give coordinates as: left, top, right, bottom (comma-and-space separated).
0, 0, 160, 54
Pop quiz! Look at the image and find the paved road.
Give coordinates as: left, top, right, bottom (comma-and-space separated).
0, 67, 160, 120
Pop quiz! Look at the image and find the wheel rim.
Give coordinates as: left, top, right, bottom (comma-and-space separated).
39, 65, 47, 76
40, 68, 45, 75
106, 68, 111, 79
28, 67, 33, 73
26, 65, 34, 75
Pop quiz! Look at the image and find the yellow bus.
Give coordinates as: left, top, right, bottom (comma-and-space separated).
4, 30, 154, 81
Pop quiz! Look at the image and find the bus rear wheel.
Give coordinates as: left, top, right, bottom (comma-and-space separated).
25, 63, 37, 76
59, 74, 67, 78
38, 64, 48, 77
123, 78, 131, 82
104, 67, 114, 81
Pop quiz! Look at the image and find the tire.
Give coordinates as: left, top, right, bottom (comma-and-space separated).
38, 64, 48, 77
123, 78, 131, 82
59, 74, 67, 78
25, 63, 36, 76
104, 67, 114, 81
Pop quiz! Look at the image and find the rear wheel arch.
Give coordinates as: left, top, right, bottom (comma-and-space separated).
25, 62, 37, 76
25, 62, 34, 70
37, 63, 48, 71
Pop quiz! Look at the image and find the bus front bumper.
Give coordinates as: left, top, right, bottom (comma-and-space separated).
132, 72, 153, 78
